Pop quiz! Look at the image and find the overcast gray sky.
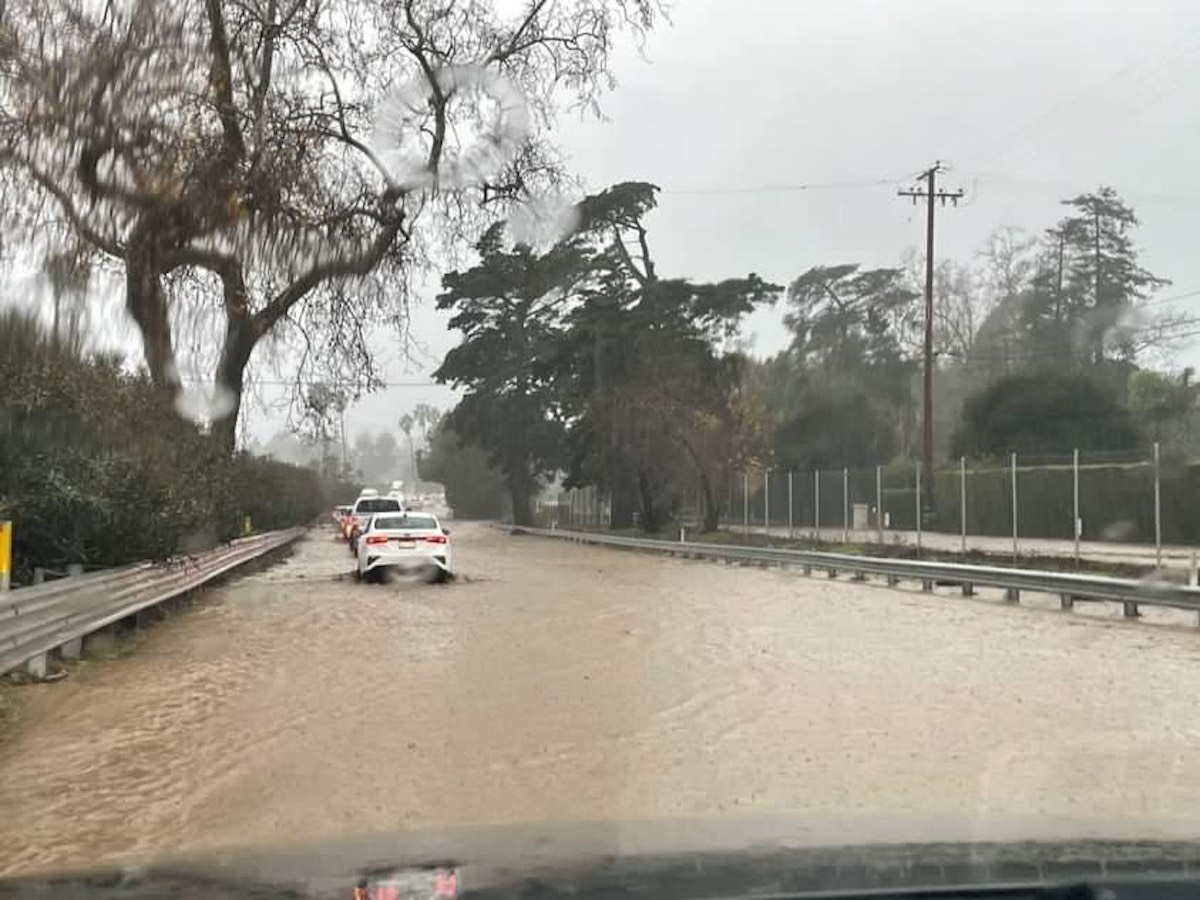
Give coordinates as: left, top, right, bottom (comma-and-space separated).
256, 0, 1200, 446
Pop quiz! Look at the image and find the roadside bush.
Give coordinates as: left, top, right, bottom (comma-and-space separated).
0, 310, 322, 585
930, 460, 1199, 544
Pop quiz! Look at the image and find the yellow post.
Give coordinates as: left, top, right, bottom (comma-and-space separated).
242, 516, 252, 537
0, 521, 11, 592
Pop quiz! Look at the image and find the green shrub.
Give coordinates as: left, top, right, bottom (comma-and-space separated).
0, 309, 322, 584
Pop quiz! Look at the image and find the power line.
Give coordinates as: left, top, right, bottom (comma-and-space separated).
959, 24, 1200, 169
1144, 288, 1200, 307
182, 378, 443, 387
660, 173, 918, 196
969, 172, 1200, 209
650, 169, 1200, 206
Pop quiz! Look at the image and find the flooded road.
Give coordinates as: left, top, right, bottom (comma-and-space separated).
5, 523, 1200, 876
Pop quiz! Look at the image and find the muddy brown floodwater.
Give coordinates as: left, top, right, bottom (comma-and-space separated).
5, 522, 1200, 877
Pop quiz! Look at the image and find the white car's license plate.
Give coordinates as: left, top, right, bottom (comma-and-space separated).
396, 539, 416, 548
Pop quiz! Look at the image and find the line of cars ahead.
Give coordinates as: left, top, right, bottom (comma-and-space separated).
332, 488, 453, 584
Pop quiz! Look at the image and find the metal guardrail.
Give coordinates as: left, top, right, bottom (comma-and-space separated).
0, 527, 306, 676
511, 526, 1200, 621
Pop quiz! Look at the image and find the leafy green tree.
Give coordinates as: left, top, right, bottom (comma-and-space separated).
418, 416, 509, 520
767, 371, 898, 471
783, 263, 917, 419
951, 372, 1140, 457
555, 182, 777, 530
1127, 369, 1198, 445
434, 223, 585, 524
1025, 188, 1169, 367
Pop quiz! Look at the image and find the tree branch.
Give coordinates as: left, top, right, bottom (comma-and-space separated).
486, 0, 552, 64
205, 0, 247, 159
252, 212, 408, 333
20, 160, 126, 258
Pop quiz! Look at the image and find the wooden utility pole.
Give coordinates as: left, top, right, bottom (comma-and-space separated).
898, 162, 963, 524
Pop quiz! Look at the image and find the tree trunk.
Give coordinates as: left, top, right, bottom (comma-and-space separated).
210, 312, 257, 456
700, 470, 720, 532
509, 479, 535, 526
125, 229, 178, 390
609, 473, 637, 528
637, 470, 659, 533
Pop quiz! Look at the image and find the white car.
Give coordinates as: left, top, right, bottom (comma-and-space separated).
355, 511, 452, 583
347, 494, 405, 552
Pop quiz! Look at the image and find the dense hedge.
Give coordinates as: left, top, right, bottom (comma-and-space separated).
876, 460, 1196, 545
0, 310, 325, 585
745, 454, 1196, 546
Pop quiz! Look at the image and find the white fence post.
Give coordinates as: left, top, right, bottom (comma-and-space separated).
876, 464, 883, 544
960, 456, 967, 555
1011, 452, 1018, 563
814, 470, 821, 539
1073, 448, 1080, 569
842, 467, 849, 544
787, 471, 794, 539
743, 472, 749, 533
763, 470, 770, 535
915, 462, 922, 553
1154, 441, 1162, 569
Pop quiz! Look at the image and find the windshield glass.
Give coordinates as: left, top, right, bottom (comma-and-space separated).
5, 0, 1200, 889
372, 515, 438, 531
354, 498, 402, 514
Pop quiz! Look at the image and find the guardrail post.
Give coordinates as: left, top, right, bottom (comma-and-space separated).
83, 626, 118, 659
1004, 587, 1019, 603
961, 582, 974, 597
24, 650, 48, 679
1060, 594, 1074, 611
58, 563, 86, 661
1123, 600, 1140, 618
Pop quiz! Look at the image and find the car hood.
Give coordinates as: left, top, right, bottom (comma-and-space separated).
5, 816, 1200, 898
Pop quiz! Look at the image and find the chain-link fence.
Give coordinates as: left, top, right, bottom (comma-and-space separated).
548, 443, 1197, 564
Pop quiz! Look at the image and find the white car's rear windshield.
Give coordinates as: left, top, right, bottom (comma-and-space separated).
355, 498, 402, 514
372, 514, 439, 531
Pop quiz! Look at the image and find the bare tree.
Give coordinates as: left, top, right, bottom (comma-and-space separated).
978, 225, 1037, 303
0, 0, 663, 451
897, 250, 990, 363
